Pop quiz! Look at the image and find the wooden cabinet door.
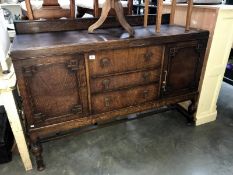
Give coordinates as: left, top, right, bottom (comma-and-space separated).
16, 54, 88, 128
161, 40, 207, 97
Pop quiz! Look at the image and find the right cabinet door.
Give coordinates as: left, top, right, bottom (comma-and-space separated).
161, 40, 207, 97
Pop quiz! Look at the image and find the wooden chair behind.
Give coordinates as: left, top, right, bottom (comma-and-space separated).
25, 0, 75, 20
144, 0, 193, 32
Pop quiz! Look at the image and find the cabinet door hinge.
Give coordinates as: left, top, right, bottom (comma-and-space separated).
71, 105, 83, 114
34, 112, 46, 121
67, 59, 81, 72
169, 48, 178, 58
196, 42, 204, 53
23, 66, 37, 76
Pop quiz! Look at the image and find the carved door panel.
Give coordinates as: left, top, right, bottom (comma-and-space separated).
20, 54, 88, 128
161, 40, 207, 97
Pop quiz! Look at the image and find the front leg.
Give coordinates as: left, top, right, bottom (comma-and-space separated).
187, 98, 197, 125
31, 140, 45, 171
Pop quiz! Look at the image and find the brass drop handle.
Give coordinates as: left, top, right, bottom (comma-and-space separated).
143, 90, 149, 99
144, 51, 153, 62
142, 72, 150, 81
102, 79, 110, 90
104, 97, 110, 107
162, 70, 168, 92
100, 58, 110, 68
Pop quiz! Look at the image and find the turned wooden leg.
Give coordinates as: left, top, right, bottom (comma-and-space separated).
187, 99, 197, 125
156, 0, 163, 33
31, 141, 45, 171
185, 0, 193, 31
88, 0, 111, 33
88, 0, 134, 37
144, 0, 149, 27
114, 1, 134, 37
170, 0, 176, 25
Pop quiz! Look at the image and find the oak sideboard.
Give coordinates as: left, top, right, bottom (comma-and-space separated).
10, 16, 209, 171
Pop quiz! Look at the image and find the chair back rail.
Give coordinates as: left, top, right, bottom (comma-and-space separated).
25, 0, 75, 20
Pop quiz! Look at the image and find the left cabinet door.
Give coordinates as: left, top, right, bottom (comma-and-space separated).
14, 54, 89, 128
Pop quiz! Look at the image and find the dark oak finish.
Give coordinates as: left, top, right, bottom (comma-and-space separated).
90, 69, 160, 93
14, 14, 170, 34
161, 40, 206, 97
92, 84, 159, 113
88, 46, 162, 76
11, 17, 209, 171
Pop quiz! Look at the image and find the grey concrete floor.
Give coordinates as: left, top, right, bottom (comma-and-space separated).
0, 82, 233, 175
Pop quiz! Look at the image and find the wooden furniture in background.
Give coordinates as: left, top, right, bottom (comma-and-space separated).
169, 0, 193, 31
25, 0, 75, 20
77, 0, 133, 17
144, 0, 149, 27
144, 0, 193, 32
11, 16, 208, 171
134, 0, 157, 15
163, 3, 233, 125
88, 0, 134, 36
156, 0, 163, 32
185, 0, 193, 31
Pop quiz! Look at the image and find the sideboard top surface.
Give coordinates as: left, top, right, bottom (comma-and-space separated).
11, 25, 209, 59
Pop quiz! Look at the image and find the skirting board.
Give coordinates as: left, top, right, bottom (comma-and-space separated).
195, 110, 217, 126
179, 101, 217, 126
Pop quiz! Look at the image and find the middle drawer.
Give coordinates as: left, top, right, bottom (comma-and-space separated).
90, 69, 161, 93
91, 84, 159, 114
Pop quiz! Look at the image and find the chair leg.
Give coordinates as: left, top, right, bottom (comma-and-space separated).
156, 0, 163, 33
170, 0, 176, 25
144, 0, 149, 27
127, 0, 133, 15
185, 0, 193, 31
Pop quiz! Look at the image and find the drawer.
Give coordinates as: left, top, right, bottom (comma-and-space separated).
91, 69, 161, 93
88, 46, 163, 76
92, 84, 159, 113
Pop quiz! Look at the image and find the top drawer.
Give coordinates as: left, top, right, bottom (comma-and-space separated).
88, 46, 163, 76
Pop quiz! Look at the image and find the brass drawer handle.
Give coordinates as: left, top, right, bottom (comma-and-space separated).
100, 58, 110, 68
142, 72, 151, 81
144, 51, 153, 62
162, 70, 168, 92
102, 79, 110, 90
104, 97, 110, 107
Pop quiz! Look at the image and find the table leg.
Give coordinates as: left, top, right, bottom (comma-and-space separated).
114, 0, 134, 36
88, 0, 112, 33
1, 90, 32, 171
88, 0, 134, 36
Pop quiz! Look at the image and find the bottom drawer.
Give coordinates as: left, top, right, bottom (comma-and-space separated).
92, 84, 159, 113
